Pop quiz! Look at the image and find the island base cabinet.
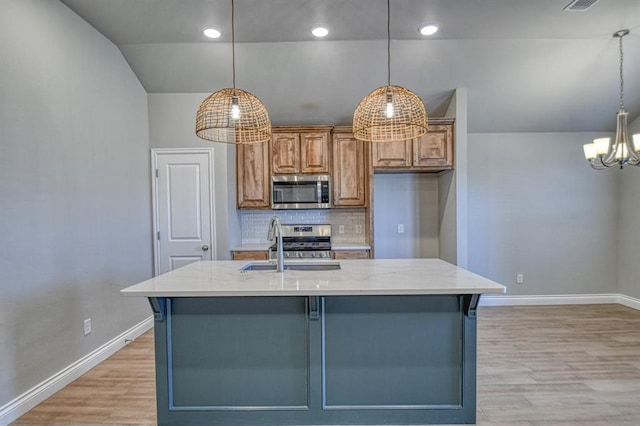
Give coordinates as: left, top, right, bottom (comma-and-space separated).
323, 296, 462, 407
152, 295, 477, 425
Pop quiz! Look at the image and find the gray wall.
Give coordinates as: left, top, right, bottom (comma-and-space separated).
0, 0, 152, 408
439, 89, 467, 266
147, 93, 241, 258
467, 132, 619, 295
618, 116, 640, 299
373, 174, 440, 259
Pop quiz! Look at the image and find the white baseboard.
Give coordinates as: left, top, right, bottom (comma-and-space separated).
479, 293, 640, 310
617, 294, 640, 311
0, 316, 154, 426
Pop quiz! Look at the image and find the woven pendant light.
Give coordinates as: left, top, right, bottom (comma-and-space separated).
196, 0, 271, 144
353, 0, 427, 142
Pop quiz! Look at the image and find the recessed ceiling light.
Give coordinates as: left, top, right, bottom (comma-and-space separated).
419, 24, 438, 36
203, 28, 221, 39
312, 26, 329, 38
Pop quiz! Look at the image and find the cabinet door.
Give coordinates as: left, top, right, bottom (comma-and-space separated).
300, 132, 330, 173
371, 140, 412, 168
413, 124, 453, 169
332, 132, 367, 207
272, 132, 300, 174
322, 296, 463, 407
333, 250, 370, 259
169, 297, 309, 408
236, 142, 270, 208
231, 251, 268, 260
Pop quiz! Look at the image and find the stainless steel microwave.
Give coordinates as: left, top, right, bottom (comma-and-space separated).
271, 175, 331, 209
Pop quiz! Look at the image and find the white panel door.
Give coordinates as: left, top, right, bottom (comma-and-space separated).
153, 150, 215, 275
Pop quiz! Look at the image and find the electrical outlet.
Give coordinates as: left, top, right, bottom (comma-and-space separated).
355, 224, 363, 234
338, 225, 345, 234
397, 224, 404, 234
516, 274, 524, 284
83, 318, 92, 336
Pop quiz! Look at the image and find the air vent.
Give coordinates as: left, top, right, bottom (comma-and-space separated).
563, 0, 599, 11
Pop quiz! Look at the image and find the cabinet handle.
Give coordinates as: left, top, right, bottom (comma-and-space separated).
201, 245, 209, 251
309, 296, 319, 320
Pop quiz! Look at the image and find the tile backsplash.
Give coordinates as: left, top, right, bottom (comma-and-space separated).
240, 209, 366, 245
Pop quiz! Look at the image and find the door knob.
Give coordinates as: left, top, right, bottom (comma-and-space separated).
201, 245, 209, 251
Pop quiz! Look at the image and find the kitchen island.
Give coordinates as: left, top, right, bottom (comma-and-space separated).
121, 258, 505, 425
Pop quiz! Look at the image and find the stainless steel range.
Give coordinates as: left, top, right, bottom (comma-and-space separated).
268, 224, 332, 260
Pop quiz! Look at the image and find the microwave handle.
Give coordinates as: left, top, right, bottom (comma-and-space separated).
317, 181, 322, 203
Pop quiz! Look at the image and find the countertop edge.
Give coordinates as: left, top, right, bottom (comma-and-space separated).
121, 288, 506, 297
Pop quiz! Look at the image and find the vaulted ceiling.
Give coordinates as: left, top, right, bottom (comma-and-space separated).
60, 0, 640, 133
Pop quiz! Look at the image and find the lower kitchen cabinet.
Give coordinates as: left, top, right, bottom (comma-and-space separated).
152, 294, 477, 425
333, 250, 370, 260
231, 251, 268, 261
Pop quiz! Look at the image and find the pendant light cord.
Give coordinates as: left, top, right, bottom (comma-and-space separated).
386, 0, 391, 87
231, 0, 236, 93
619, 33, 624, 111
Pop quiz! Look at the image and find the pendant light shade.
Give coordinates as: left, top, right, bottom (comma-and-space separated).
196, 88, 272, 144
195, 0, 271, 144
352, 0, 427, 142
353, 85, 427, 142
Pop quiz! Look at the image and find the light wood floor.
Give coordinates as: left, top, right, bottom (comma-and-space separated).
12, 304, 640, 425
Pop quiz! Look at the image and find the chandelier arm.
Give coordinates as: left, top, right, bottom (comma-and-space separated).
627, 147, 640, 164
590, 157, 610, 170
602, 146, 617, 165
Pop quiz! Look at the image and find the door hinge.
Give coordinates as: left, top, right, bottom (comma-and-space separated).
157, 231, 160, 241
155, 169, 159, 178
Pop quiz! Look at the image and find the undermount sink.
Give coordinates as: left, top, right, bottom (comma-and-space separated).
240, 261, 341, 272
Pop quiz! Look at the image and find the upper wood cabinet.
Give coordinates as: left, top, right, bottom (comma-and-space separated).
236, 141, 270, 209
371, 118, 454, 172
271, 127, 331, 174
332, 127, 368, 208
413, 123, 453, 168
370, 139, 412, 168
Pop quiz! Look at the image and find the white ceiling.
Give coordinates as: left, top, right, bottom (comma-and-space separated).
60, 0, 640, 133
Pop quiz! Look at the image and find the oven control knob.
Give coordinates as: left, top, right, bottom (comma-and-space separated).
311, 253, 316, 258
319, 252, 326, 258
284, 252, 290, 258
297, 252, 302, 258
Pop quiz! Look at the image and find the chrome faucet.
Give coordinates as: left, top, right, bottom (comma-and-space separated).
267, 216, 284, 272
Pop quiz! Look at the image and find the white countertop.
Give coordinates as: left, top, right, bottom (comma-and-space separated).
121, 259, 505, 297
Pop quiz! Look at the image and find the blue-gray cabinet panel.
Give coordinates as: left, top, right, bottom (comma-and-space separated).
168, 297, 309, 409
152, 294, 477, 425
322, 295, 462, 407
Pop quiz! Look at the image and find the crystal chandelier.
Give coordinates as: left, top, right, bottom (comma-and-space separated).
583, 30, 640, 169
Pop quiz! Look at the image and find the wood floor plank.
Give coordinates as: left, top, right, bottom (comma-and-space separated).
12, 304, 640, 425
